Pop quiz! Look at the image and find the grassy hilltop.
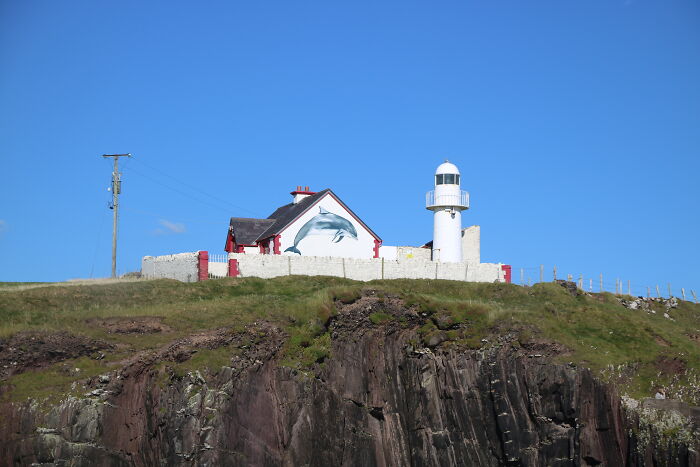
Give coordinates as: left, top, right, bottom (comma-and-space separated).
0, 277, 699, 405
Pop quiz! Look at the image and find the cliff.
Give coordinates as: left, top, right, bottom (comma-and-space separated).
0, 278, 698, 466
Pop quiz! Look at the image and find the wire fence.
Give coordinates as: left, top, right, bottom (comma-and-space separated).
512, 265, 698, 303
204, 253, 698, 303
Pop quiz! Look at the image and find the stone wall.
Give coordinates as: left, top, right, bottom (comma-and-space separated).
143, 251, 507, 283
462, 225, 480, 264
228, 253, 506, 283
208, 262, 228, 278
141, 252, 201, 282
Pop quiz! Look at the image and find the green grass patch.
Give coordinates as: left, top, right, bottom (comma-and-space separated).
0, 282, 53, 288
369, 312, 392, 325
1, 356, 109, 404
169, 346, 239, 379
0, 276, 698, 402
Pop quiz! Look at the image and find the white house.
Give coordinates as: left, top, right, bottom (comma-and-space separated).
225, 187, 382, 259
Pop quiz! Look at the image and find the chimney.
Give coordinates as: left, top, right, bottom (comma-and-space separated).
291, 185, 315, 204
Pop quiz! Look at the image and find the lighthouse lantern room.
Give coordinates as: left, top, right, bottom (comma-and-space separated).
426, 161, 470, 262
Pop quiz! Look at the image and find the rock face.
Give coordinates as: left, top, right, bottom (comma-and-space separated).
1, 297, 698, 466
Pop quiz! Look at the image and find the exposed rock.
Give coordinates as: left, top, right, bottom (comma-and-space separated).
0, 302, 697, 466
0, 332, 112, 379
555, 280, 582, 296
620, 296, 680, 315
88, 317, 172, 334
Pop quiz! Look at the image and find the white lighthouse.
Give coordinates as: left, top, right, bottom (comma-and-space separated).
426, 161, 470, 263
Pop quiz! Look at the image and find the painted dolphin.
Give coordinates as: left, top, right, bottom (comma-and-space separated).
284, 206, 358, 255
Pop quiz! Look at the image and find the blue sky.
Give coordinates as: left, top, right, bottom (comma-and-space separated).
1, 1, 698, 296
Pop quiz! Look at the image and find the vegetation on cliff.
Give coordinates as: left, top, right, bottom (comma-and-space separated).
0, 276, 698, 405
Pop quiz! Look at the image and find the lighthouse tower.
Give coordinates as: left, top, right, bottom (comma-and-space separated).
426, 161, 470, 262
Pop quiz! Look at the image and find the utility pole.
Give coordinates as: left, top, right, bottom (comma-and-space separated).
102, 153, 131, 278
540, 264, 544, 283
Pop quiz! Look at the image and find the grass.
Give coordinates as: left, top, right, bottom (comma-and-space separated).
4, 356, 113, 404
0, 282, 53, 288
169, 346, 241, 379
0, 277, 699, 403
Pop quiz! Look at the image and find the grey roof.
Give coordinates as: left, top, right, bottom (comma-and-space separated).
229, 218, 276, 245
255, 189, 332, 241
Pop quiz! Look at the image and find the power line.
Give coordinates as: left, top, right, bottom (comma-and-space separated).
127, 156, 259, 216
125, 165, 261, 216
120, 206, 225, 224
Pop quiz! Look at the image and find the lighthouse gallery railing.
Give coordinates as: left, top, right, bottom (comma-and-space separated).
426, 190, 469, 209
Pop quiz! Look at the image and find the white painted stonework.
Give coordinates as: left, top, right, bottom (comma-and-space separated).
279, 192, 377, 259
462, 225, 480, 264
208, 262, 228, 277
242, 246, 260, 255
142, 252, 199, 282
226, 253, 506, 283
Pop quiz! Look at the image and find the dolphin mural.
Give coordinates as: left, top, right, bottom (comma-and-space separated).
284, 206, 358, 255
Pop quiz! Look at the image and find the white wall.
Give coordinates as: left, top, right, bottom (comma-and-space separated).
462, 225, 480, 264
142, 252, 199, 282
228, 253, 505, 283
279, 192, 377, 259
208, 262, 228, 277
378, 245, 397, 261
395, 246, 432, 262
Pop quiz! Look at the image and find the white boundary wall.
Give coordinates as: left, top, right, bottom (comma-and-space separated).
228, 253, 505, 283
142, 252, 199, 282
